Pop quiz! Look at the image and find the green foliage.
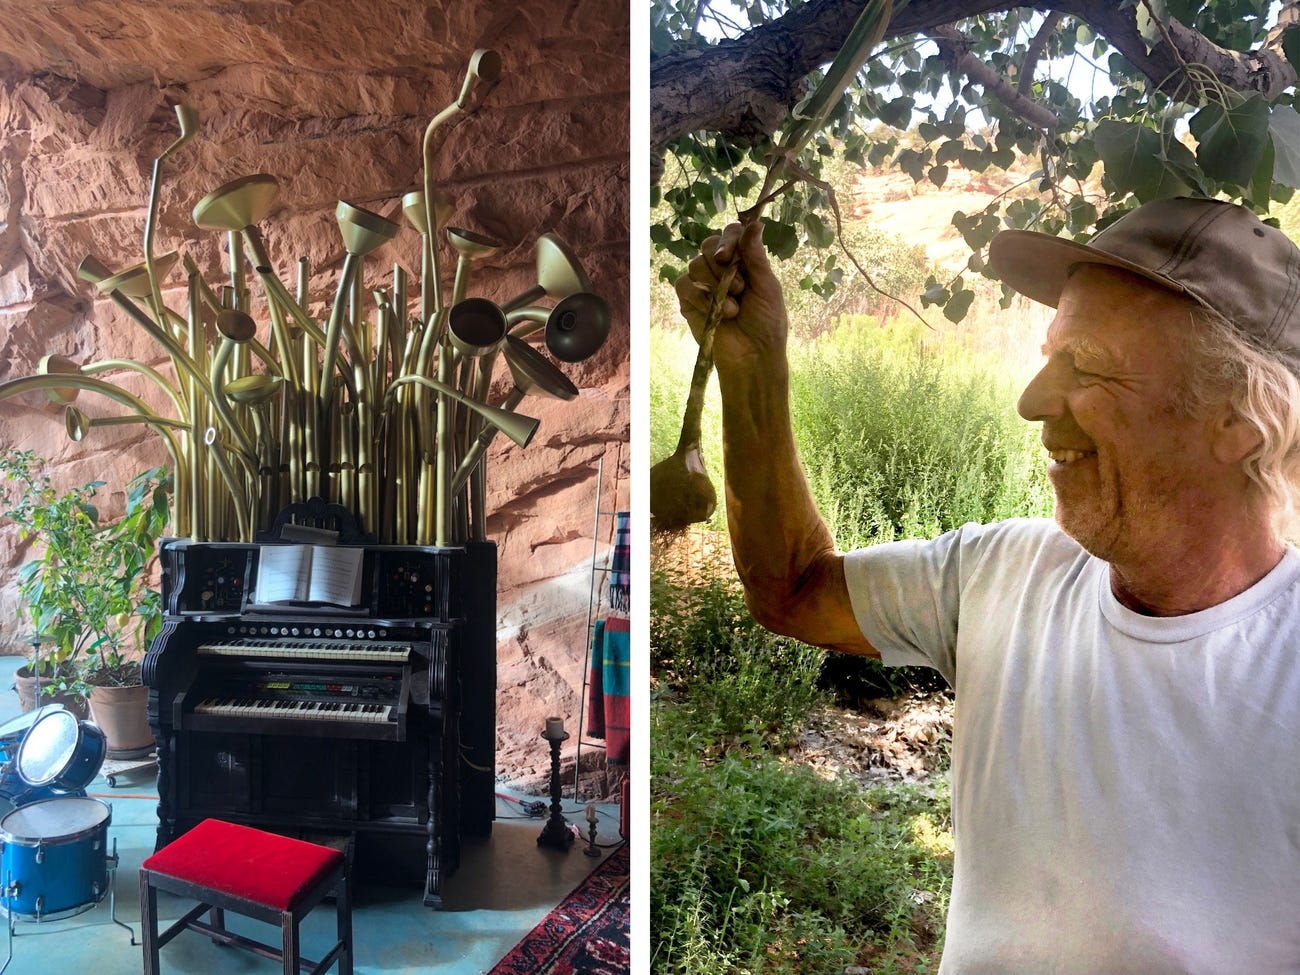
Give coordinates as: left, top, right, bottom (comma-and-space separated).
652, 703, 953, 974
651, 558, 827, 742
0, 451, 171, 694
651, 1, 1300, 323
788, 316, 1052, 550
651, 301, 1053, 546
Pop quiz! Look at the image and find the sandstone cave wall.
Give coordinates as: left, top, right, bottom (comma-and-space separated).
0, 0, 630, 791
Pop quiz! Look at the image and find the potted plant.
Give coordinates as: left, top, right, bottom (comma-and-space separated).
0, 450, 170, 753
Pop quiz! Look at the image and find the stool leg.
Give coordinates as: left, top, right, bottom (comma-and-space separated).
336, 875, 353, 975
208, 906, 225, 944
281, 912, 299, 975
139, 880, 160, 975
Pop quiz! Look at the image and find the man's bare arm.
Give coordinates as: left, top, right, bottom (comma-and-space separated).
675, 222, 879, 657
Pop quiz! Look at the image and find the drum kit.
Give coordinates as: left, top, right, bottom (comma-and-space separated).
0, 707, 135, 974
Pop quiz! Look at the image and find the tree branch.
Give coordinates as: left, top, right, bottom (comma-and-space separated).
1019, 11, 1062, 94
931, 24, 1059, 130
651, 0, 1298, 180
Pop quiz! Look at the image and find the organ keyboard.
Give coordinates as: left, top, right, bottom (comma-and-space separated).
143, 536, 497, 909
197, 637, 412, 663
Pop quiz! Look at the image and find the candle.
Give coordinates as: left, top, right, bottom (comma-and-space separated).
586, 802, 598, 824
545, 716, 565, 740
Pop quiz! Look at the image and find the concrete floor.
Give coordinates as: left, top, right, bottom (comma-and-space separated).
0, 657, 621, 974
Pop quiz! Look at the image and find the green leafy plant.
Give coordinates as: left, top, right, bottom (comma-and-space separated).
651, 1, 1300, 323
0, 450, 171, 695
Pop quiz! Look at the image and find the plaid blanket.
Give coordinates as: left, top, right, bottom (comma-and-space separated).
585, 616, 630, 765
608, 511, 630, 612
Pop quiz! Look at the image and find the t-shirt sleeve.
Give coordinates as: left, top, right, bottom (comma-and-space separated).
842, 521, 1008, 684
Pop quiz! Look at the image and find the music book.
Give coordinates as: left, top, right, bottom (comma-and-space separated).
252, 544, 365, 607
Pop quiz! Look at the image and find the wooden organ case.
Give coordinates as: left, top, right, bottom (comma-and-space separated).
142, 538, 497, 908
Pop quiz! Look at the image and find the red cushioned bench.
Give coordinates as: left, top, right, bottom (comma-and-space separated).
139, 818, 352, 975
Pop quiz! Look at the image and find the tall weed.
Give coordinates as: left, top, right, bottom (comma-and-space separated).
652, 561, 826, 742
651, 723, 953, 974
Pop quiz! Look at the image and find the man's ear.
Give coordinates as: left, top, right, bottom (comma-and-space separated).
1208, 405, 1263, 465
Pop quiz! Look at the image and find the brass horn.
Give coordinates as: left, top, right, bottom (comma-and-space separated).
193, 174, 326, 349
508, 291, 612, 363
319, 201, 399, 408
501, 233, 592, 312
383, 374, 539, 449
452, 334, 575, 495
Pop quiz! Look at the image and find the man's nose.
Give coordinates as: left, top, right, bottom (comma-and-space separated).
1017, 360, 1067, 422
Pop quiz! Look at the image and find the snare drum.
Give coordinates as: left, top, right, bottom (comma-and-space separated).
0, 797, 112, 919
15, 711, 106, 793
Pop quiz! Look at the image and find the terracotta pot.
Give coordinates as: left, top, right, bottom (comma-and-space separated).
12, 666, 89, 719
87, 683, 154, 757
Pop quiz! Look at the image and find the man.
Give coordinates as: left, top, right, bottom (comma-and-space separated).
675, 196, 1300, 973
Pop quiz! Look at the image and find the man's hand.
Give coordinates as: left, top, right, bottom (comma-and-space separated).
674, 221, 789, 370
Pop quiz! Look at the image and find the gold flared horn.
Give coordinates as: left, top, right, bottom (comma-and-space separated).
502, 333, 580, 401
225, 373, 282, 405
448, 297, 506, 359
384, 374, 539, 448
508, 291, 612, 363
457, 49, 503, 106
193, 174, 326, 348
336, 200, 401, 256
319, 201, 399, 405
37, 354, 82, 405
402, 190, 452, 237
64, 405, 186, 442
500, 233, 592, 312
451, 334, 575, 495
209, 308, 259, 458
193, 174, 281, 232
92, 252, 181, 299
447, 226, 501, 308
402, 189, 450, 327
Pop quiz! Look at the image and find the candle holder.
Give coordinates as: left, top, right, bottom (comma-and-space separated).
537, 726, 573, 851
583, 817, 600, 857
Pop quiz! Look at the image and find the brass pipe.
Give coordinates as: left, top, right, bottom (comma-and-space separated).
420, 50, 502, 319
209, 316, 259, 460
203, 427, 253, 542
143, 105, 199, 331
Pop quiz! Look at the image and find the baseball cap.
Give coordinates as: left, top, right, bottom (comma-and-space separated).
987, 196, 1300, 370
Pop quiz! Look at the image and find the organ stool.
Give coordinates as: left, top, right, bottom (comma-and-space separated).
139, 818, 352, 975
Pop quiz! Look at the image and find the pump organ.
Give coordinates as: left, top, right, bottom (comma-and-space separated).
142, 538, 497, 908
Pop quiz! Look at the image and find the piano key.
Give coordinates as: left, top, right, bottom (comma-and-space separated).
194, 697, 394, 723
196, 637, 411, 662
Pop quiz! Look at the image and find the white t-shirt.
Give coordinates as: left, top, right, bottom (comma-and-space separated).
844, 518, 1300, 975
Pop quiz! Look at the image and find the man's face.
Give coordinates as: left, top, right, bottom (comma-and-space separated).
1017, 266, 1227, 564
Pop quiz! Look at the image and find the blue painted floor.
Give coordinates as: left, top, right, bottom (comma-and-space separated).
0, 656, 620, 974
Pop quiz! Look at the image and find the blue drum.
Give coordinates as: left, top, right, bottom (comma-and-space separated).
0, 706, 65, 766
0, 797, 112, 919
14, 711, 105, 793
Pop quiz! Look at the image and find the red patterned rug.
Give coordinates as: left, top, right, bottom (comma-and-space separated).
490, 843, 630, 975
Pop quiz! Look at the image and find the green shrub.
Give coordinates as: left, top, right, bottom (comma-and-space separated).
789, 315, 1051, 549
651, 721, 953, 974
652, 561, 826, 743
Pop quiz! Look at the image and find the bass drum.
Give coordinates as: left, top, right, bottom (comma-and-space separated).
0, 797, 112, 919
15, 710, 105, 793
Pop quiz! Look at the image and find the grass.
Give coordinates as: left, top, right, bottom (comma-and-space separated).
650, 553, 953, 973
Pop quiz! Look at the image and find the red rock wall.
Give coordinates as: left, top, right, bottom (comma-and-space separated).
0, 0, 630, 792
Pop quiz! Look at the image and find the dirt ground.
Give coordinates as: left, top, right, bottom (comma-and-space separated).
785, 690, 954, 786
